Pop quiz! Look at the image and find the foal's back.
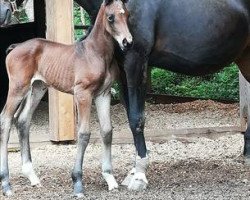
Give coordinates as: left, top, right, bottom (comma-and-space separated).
6, 38, 105, 94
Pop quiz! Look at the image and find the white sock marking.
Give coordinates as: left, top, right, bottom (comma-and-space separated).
102, 173, 118, 191
22, 162, 40, 186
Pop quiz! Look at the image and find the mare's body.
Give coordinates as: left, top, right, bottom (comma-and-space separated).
76, 0, 250, 190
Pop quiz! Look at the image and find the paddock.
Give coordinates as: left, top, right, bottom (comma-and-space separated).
5, 100, 250, 199
2, 0, 250, 199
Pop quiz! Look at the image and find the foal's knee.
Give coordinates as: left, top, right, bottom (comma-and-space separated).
101, 128, 113, 145
16, 117, 29, 135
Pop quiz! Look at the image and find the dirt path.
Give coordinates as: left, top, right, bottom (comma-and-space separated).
4, 133, 250, 200
3, 100, 248, 199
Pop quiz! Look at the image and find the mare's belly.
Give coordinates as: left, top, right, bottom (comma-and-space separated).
149, 0, 249, 75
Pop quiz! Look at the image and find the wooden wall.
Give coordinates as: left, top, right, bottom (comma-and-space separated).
0, 0, 46, 111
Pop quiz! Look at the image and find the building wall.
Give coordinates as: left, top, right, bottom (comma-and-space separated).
0, 0, 45, 111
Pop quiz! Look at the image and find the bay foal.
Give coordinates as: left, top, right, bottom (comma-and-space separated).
0, 0, 132, 197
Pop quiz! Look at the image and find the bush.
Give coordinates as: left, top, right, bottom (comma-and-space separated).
74, 3, 91, 40
151, 64, 239, 101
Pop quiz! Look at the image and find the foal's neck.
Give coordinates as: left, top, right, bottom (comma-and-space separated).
85, 5, 114, 61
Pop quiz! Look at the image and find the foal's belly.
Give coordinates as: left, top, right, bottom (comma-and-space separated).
149, 0, 250, 75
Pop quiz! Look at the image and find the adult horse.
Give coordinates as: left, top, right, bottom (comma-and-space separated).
74, 0, 250, 191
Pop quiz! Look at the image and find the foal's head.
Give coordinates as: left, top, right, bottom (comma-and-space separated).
103, 0, 133, 51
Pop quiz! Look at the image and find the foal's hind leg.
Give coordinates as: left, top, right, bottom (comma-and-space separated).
237, 46, 250, 163
0, 85, 29, 196
95, 93, 118, 191
15, 81, 47, 186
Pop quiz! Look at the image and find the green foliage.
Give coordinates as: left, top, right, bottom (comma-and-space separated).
16, 10, 29, 23
74, 3, 91, 40
151, 64, 239, 101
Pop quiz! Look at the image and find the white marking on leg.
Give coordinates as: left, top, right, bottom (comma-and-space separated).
126, 156, 149, 190
95, 94, 119, 190
121, 168, 136, 186
22, 162, 41, 186
102, 172, 118, 190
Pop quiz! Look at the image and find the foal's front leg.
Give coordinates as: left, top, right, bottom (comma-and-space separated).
95, 93, 118, 191
72, 88, 92, 198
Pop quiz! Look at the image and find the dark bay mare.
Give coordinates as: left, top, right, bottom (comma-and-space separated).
0, 0, 132, 197
74, 0, 250, 191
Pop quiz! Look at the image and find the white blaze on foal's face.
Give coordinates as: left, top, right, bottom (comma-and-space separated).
105, 0, 133, 50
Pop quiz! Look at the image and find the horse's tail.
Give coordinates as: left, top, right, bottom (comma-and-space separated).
6, 43, 19, 55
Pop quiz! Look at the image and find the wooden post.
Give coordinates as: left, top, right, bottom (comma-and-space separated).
239, 72, 249, 132
45, 0, 75, 141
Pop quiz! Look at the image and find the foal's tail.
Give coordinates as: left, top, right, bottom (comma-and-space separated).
6, 43, 19, 55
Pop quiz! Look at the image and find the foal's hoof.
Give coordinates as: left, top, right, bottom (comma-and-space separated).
32, 182, 42, 188
102, 173, 119, 191
244, 156, 250, 166
3, 189, 13, 197
128, 172, 148, 191
2, 184, 13, 197
74, 193, 85, 198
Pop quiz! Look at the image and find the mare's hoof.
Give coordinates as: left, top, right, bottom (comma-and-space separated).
121, 168, 135, 187
128, 172, 148, 191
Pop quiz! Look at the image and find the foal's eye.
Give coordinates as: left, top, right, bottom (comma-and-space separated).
107, 14, 115, 23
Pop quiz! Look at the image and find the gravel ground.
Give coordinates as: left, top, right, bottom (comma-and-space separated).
4, 134, 250, 200
3, 100, 247, 200
11, 100, 239, 137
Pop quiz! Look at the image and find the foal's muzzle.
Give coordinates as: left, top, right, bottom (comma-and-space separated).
122, 38, 133, 50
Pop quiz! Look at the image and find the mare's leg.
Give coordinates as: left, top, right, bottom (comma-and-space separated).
236, 46, 250, 162
95, 93, 118, 191
72, 88, 92, 197
15, 81, 47, 186
120, 50, 150, 190
0, 84, 29, 196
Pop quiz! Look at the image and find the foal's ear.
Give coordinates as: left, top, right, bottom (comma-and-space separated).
104, 0, 113, 6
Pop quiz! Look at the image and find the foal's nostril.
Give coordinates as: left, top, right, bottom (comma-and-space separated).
122, 38, 133, 50
122, 38, 128, 48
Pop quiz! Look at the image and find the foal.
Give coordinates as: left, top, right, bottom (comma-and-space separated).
0, 0, 132, 197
